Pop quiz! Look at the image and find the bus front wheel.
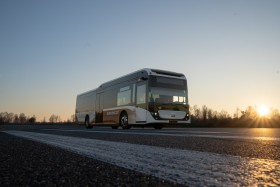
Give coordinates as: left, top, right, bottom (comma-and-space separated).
120, 112, 131, 129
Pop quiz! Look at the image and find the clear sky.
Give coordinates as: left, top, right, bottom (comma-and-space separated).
1, 0, 280, 121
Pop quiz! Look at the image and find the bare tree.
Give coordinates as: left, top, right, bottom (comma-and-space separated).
219, 110, 230, 120
208, 108, 213, 120
28, 115, 36, 123
241, 106, 257, 120
71, 114, 75, 122
270, 109, 280, 119
7, 113, 14, 123
0, 112, 14, 123
192, 105, 201, 119
19, 113, 27, 124
66, 114, 76, 123
0, 112, 6, 123
233, 107, 240, 119
14, 114, 19, 123
212, 110, 218, 120
49, 114, 61, 123
202, 105, 208, 120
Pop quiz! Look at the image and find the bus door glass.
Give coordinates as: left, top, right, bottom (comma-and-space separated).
96, 93, 103, 123
136, 82, 147, 122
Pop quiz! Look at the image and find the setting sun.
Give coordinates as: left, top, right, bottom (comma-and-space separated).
257, 106, 269, 117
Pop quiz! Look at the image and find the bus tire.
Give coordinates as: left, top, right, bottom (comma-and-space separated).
85, 116, 93, 129
120, 112, 131, 129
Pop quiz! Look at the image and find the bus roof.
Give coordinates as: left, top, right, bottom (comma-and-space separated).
77, 68, 186, 96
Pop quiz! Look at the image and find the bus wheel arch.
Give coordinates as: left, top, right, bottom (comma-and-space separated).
119, 111, 131, 129
85, 115, 93, 129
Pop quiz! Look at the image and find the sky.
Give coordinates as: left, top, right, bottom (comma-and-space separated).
1, 0, 280, 121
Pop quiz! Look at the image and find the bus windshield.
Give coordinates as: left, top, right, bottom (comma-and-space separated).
149, 87, 187, 105
149, 76, 186, 90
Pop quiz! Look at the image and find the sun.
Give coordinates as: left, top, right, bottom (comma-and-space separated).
257, 106, 269, 117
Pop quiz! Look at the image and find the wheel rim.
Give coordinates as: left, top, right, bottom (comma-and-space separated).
121, 114, 128, 128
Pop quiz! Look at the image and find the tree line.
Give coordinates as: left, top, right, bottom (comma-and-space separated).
190, 105, 280, 128
1, 106, 280, 127
0, 113, 75, 124
0, 112, 36, 124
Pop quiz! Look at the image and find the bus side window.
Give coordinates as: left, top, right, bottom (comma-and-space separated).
117, 86, 131, 106
137, 84, 146, 104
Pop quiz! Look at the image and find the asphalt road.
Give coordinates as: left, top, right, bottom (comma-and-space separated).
1, 124, 280, 186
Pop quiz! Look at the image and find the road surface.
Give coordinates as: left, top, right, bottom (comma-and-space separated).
1, 124, 280, 186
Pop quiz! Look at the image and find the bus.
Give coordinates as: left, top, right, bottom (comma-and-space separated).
75, 68, 190, 129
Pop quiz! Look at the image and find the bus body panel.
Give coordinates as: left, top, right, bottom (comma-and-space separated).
158, 110, 186, 120
103, 106, 137, 124
135, 107, 147, 123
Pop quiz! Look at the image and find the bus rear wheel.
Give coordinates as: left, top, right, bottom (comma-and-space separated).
85, 116, 93, 129
120, 112, 131, 129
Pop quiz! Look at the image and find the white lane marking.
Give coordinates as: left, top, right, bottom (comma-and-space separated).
186, 131, 231, 134
5, 130, 280, 186
44, 129, 280, 141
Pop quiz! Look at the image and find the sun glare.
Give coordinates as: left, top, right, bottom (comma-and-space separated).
257, 106, 269, 117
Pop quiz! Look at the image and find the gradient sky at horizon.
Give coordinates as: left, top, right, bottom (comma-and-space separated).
1, 0, 280, 121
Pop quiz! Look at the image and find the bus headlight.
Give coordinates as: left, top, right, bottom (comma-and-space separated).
151, 112, 159, 120
185, 113, 190, 120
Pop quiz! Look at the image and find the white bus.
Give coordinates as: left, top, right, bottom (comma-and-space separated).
75, 68, 190, 129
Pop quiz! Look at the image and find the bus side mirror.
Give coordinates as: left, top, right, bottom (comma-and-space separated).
138, 76, 148, 81
140, 76, 148, 81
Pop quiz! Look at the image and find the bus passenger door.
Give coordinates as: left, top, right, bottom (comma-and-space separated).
135, 82, 147, 123
96, 93, 103, 123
